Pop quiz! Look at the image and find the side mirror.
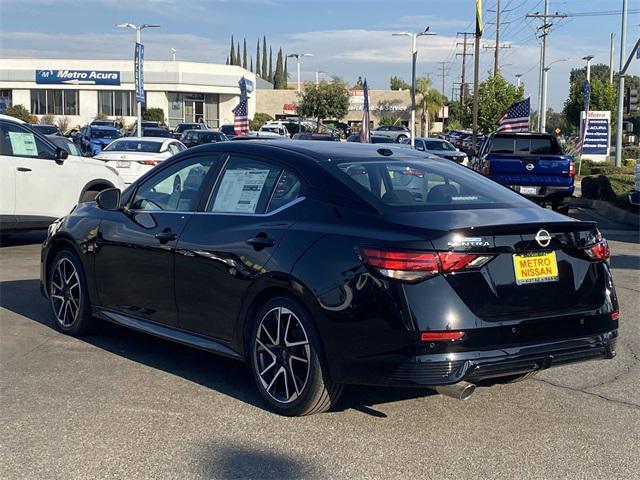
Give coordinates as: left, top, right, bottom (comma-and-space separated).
55, 147, 68, 164
96, 188, 121, 210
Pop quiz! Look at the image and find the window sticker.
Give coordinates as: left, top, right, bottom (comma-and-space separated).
8, 132, 38, 156
212, 168, 270, 213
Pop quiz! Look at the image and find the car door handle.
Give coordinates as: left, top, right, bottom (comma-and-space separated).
155, 230, 177, 244
16, 167, 32, 172
246, 235, 275, 250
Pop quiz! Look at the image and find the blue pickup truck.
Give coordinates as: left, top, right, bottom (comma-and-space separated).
473, 132, 574, 214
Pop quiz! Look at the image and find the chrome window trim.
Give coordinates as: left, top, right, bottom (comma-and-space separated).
125, 196, 305, 217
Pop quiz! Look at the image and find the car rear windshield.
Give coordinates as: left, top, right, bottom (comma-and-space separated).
176, 124, 199, 132
92, 129, 121, 139
104, 140, 163, 153
144, 128, 172, 137
490, 135, 562, 155
425, 140, 455, 151
33, 125, 59, 135
331, 158, 530, 211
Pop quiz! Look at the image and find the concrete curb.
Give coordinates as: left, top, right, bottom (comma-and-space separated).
570, 197, 639, 227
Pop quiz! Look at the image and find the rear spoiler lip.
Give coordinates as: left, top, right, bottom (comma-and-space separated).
450, 220, 597, 236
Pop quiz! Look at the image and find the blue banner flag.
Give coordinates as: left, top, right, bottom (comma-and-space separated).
135, 43, 145, 103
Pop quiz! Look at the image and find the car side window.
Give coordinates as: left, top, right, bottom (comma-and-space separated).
130, 155, 217, 212
267, 169, 302, 213
0, 121, 57, 159
168, 143, 180, 155
208, 156, 286, 214
415, 140, 425, 151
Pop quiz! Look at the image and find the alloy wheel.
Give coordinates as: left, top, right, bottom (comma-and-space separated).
50, 258, 81, 328
253, 307, 311, 404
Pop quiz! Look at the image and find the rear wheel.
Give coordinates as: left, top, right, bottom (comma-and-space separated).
48, 249, 94, 335
249, 296, 343, 416
397, 134, 408, 142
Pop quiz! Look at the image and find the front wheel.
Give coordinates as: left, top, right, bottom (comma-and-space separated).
49, 249, 94, 336
249, 296, 343, 416
396, 134, 408, 143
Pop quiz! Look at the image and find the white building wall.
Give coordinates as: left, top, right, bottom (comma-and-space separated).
12, 89, 30, 108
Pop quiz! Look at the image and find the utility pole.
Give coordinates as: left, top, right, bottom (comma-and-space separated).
609, 32, 616, 84
437, 62, 447, 130
615, 0, 628, 167
486, 0, 512, 75
471, 4, 482, 147
456, 32, 474, 106
527, 1, 567, 132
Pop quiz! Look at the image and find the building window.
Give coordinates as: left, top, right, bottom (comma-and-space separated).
30, 89, 79, 115
167, 92, 219, 128
97, 90, 135, 116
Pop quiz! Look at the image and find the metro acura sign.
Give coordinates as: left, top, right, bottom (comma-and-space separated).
36, 69, 120, 86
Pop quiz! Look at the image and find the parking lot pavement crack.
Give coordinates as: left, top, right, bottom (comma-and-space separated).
534, 378, 640, 410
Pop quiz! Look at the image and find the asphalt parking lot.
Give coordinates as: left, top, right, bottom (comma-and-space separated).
1, 207, 638, 479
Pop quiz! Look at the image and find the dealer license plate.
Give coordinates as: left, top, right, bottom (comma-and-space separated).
519, 186, 538, 195
116, 161, 130, 168
513, 251, 559, 285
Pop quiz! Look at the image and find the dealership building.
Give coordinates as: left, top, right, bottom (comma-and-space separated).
0, 59, 260, 129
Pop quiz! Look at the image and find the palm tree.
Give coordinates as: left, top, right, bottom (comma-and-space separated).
416, 77, 443, 136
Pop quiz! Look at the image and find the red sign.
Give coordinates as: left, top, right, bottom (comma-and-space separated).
283, 103, 297, 113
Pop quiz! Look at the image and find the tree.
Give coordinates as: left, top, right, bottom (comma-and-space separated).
415, 76, 443, 135
268, 47, 273, 83
249, 112, 274, 131
390, 76, 411, 90
256, 39, 261, 77
4, 104, 31, 123
236, 42, 241, 66
143, 108, 165, 123
469, 72, 524, 133
563, 77, 617, 130
379, 115, 402, 126
250, 56, 253, 73
225, 55, 229, 65
569, 63, 611, 86
284, 56, 289, 85
296, 79, 350, 130
229, 36, 236, 66
448, 100, 472, 130
242, 38, 248, 69
262, 35, 268, 81
273, 48, 285, 89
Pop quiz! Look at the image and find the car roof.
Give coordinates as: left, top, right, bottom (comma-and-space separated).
0, 114, 26, 124
113, 136, 170, 143
89, 125, 119, 131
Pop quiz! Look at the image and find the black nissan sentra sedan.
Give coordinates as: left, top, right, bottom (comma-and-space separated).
40, 141, 618, 416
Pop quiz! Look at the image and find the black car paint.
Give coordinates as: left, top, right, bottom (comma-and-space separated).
41, 142, 618, 389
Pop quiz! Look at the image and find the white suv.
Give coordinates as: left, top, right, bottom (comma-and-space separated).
0, 115, 125, 231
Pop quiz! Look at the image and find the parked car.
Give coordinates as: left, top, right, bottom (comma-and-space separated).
173, 122, 207, 139
32, 124, 62, 136
323, 120, 351, 138
181, 130, 228, 148
473, 132, 574, 213
90, 119, 118, 128
75, 125, 123, 156
628, 160, 640, 211
0, 114, 124, 231
40, 141, 618, 416
219, 124, 237, 139
93, 137, 186, 185
400, 137, 468, 163
259, 123, 290, 137
292, 132, 340, 141
128, 127, 174, 138
346, 134, 396, 144
229, 133, 289, 141
46, 134, 82, 157
371, 125, 411, 142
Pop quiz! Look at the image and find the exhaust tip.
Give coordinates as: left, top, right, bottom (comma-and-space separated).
435, 381, 476, 400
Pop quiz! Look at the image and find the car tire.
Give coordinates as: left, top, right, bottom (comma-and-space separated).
249, 296, 343, 416
48, 249, 94, 336
396, 134, 408, 142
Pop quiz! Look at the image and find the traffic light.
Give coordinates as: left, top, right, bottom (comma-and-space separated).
626, 87, 639, 113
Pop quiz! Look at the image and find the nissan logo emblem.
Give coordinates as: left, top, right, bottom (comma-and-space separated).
526, 163, 535, 171
535, 229, 552, 247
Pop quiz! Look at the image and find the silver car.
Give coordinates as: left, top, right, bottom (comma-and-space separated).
401, 137, 467, 163
370, 125, 411, 142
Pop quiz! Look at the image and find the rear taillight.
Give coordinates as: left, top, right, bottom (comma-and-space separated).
359, 248, 493, 282
585, 239, 610, 261
569, 160, 575, 176
611, 311, 620, 320
421, 331, 465, 342
138, 160, 162, 166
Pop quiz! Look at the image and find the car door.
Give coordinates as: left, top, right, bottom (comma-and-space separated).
0, 124, 16, 223
174, 154, 304, 340
0, 120, 77, 223
94, 154, 220, 326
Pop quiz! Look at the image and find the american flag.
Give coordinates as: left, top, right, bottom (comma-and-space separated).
233, 77, 249, 135
359, 79, 371, 143
496, 98, 530, 132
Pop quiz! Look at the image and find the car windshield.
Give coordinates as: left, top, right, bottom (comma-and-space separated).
33, 125, 59, 135
104, 140, 163, 153
425, 140, 455, 151
92, 129, 121, 139
330, 158, 530, 212
490, 135, 563, 155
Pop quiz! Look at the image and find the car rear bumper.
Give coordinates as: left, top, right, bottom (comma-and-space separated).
339, 330, 618, 387
507, 184, 574, 202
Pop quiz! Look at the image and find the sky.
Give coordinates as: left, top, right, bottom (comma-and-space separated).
1, 0, 639, 111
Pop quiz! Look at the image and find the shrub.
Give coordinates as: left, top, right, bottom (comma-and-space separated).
581, 174, 636, 211
622, 157, 637, 168
379, 115, 401, 126
576, 158, 593, 176
590, 161, 633, 176
249, 112, 273, 131
622, 146, 640, 161
581, 176, 598, 199
39, 114, 55, 125
56, 116, 71, 133
143, 108, 165, 123
94, 112, 108, 120
4, 104, 31, 123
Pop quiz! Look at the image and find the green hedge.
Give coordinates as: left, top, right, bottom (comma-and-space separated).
581, 174, 636, 210
579, 160, 634, 176
622, 146, 640, 161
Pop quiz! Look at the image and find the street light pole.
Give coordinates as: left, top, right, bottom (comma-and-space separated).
515, 74, 522, 88
614, 0, 628, 167
582, 55, 594, 82
116, 23, 160, 137
315, 70, 326, 85
287, 53, 313, 92
392, 29, 437, 147
541, 58, 570, 133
